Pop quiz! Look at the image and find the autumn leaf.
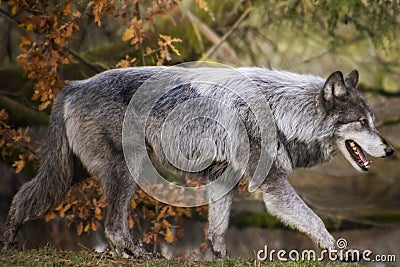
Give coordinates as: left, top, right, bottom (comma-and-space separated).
44, 211, 56, 222
11, 5, 18, 15
128, 215, 134, 229
26, 24, 34, 31
92, 0, 105, 26
72, 11, 81, 18
12, 155, 25, 173
55, 203, 64, 211
145, 46, 153, 55
84, 223, 90, 232
91, 221, 98, 231
195, 0, 209, 12
77, 222, 83, 236
39, 101, 51, 111
165, 227, 174, 243
161, 219, 170, 228
63, 3, 71, 15
122, 28, 134, 42
131, 200, 137, 209
169, 43, 181, 56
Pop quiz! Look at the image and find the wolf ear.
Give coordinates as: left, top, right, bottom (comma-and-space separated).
345, 69, 359, 88
323, 71, 347, 103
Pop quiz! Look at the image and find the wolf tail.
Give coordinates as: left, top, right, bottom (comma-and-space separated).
2, 92, 74, 249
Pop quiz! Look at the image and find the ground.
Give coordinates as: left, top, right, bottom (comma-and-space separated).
0, 246, 362, 267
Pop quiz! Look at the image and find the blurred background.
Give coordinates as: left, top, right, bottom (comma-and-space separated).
0, 0, 399, 262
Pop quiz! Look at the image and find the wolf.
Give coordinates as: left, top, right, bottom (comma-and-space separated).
2, 66, 394, 258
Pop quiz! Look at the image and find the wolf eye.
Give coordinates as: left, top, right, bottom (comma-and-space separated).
359, 118, 367, 126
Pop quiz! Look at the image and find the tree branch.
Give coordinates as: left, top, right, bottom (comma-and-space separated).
67, 49, 106, 74
182, 9, 242, 65
205, 7, 251, 61
0, 95, 49, 125
0, 8, 19, 24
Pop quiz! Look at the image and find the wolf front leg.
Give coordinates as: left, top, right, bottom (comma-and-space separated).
207, 189, 234, 258
260, 177, 336, 250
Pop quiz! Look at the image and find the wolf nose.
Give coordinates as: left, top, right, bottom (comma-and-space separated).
385, 146, 394, 157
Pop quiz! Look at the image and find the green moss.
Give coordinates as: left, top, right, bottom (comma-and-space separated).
363, 210, 400, 224
231, 211, 282, 229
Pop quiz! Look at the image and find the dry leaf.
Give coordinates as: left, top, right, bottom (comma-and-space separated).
165, 227, 174, 243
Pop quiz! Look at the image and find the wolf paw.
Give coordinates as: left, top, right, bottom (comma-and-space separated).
315, 231, 336, 250
211, 244, 227, 259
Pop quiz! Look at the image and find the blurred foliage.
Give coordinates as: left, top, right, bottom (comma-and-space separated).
0, 0, 399, 250
268, 0, 400, 49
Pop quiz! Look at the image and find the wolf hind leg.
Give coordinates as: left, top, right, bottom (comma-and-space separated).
207, 189, 233, 258
260, 177, 336, 250
100, 162, 148, 258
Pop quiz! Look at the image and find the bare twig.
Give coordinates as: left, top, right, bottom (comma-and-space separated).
205, 7, 251, 60
68, 49, 106, 73
182, 9, 242, 65
0, 8, 19, 24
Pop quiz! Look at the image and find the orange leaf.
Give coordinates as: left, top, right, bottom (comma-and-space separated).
11, 6, 18, 15
39, 101, 51, 111
77, 222, 83, 236
12, 158, 25, 173
73, 11, 82, 18
128, 216, 134, 229
145, 46, 153, 55
63, 3, 71, 15
161, 219, 170, 228
122, 28, 134, 41
26, 24, 34, 31
63, 204, 72, 212
169, 44, 181, 56
159, 34, 171, 42
19, 36, 32, 48
44, 212, 56, 222
195, 0, 209, 12
131, 200, 137, 209
165, 227, 174, 243
91, 221, 98, 231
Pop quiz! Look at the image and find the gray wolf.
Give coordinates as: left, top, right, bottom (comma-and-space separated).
2, 66, 394, 258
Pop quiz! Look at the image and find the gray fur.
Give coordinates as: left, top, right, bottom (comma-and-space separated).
2, 66, 394, 258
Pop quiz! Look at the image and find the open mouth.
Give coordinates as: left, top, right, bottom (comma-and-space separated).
345, 140, 371, 171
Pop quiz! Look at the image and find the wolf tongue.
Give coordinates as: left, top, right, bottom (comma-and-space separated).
356, 145, 368, 163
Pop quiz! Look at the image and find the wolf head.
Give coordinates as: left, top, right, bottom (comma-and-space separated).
322, 70, 394, 172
